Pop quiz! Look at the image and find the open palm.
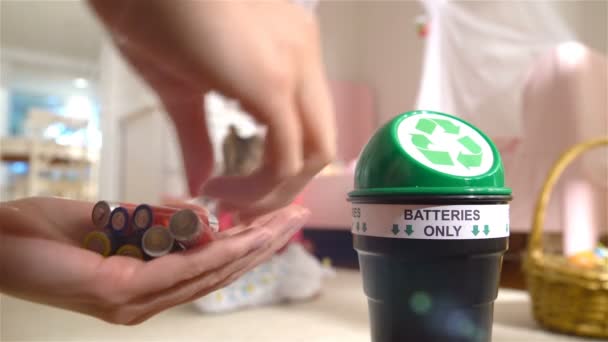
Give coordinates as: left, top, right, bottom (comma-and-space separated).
0, 197, 308, 324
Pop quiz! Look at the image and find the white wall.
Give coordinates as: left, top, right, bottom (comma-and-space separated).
318, 1, 426, 125
556, 1, 608, 55
319, 0, 607, 128
317, 1, 361, 82
357, 1, 425, 125
97, 42, 160, 201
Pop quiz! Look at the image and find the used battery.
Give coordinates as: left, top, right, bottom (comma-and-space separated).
109, 206, 132, 236
91, 201, 116, 229
132, 204, 209, 231
169, 209, 214, 249
141, 225, 175, 258
132, 204, 177, 231
115, 244, 144, 260
83, 230, 115, 257
91, 201, 135, 229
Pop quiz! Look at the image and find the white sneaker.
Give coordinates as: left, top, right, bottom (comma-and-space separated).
193, 244, 333, 313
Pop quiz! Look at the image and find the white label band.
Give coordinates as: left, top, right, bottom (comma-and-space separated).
351, 204, 509, 240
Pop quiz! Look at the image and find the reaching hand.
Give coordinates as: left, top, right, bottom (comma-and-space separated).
90, 0, 336, 218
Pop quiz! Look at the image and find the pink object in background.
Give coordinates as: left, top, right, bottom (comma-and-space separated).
563, 180, 596, 256
510, 43, 607, 243
299, 81, 376, 229
329, 81, 376, 163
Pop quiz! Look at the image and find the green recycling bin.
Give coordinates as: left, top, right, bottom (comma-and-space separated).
348, 110, 512, 342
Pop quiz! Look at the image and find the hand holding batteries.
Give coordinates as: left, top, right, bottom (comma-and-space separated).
89, 0, 336, 217
0, 197, 309, 325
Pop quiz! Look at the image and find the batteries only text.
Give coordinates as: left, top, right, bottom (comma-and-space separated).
404, 209, 480, 221
423, 225, 462, 237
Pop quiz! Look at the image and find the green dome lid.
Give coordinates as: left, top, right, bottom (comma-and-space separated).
349, 110, 511, 197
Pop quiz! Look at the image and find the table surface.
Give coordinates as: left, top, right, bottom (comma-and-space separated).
0, 270, 594, 342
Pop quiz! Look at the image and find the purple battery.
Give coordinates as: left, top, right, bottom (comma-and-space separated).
109, 207, 131, 236
132, 204, 154, 231
92, 201, 137, 229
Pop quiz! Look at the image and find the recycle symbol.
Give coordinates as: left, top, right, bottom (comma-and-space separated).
411, 118, 483, 168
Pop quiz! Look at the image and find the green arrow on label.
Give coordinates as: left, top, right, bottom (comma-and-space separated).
457, 152, 482, 168
362, 223, 367, 233
506, 224, 509, 232
420, 149, 454, 166
405, 225, 414, 236
411, 119, 455, 166
458, 136, 482, 154
409, 116, 489, 170
483, 225, 490, 236
434, 119, 461, 134
456, 136, 483, 168
411, 134, 433, 149
356, 222, 360, 231
415, 118, 437, 134
472, 225, 480, 236
391, 224, 400, 235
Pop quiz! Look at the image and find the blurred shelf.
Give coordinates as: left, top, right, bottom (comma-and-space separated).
0, 137, 99, 163
0, 137, 99, 200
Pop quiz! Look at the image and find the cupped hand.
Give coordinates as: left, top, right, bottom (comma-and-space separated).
0, 197, 309, 325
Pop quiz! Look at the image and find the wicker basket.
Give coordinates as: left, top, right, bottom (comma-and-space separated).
523, 137, 608, 339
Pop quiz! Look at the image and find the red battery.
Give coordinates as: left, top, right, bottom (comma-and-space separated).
132, 204, 177, 231
91, 201, 136, 229
132, 204, 208, 232
168, 209, 215, 249
141, 225, 175, 258
132, 204, 157, 231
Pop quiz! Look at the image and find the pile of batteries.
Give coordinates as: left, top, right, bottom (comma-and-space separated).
83, 201, 218, 260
